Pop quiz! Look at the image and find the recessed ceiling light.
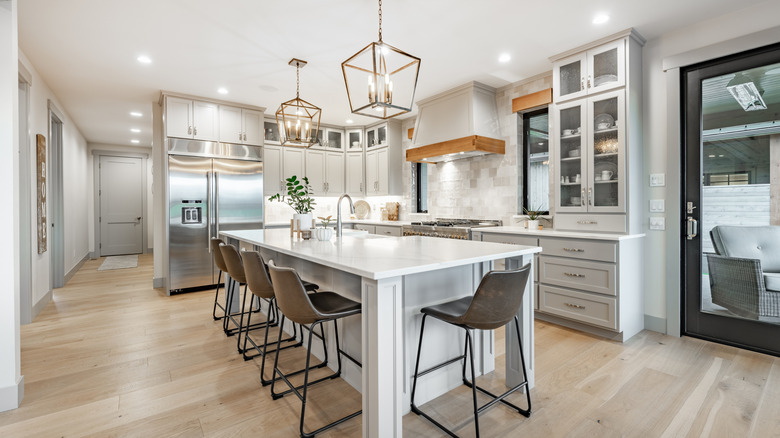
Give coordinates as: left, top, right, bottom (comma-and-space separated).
708, 154, 716, 158
137, 55, 152, 64
130, 128, 140, 133
346, 119, 354, 124
130, 112, 143, 117
217, 87, 228, 95
593, 14, 609, 25
498, 53, 511, 63
131, 139, 140, 144
718, 154, 724, 157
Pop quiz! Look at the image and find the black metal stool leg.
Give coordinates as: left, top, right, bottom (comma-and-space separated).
236, 284, 249, 352
222, 276, 235, 335
465, 330, 480, 438
212, 270, 224, 320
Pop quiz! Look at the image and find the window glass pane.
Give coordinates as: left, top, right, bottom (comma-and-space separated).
413, 162, 428, 213
522, 109, 549, 213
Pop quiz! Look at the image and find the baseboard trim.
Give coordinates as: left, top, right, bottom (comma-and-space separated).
65, 255, 89, 285
32, 289, 52, 320
534, 312, 632, 342
644, 314, 667, 334
0, 375, 24, 413
153, 277, 165, 289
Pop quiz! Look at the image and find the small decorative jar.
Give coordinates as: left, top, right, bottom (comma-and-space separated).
314, 227, 333, 241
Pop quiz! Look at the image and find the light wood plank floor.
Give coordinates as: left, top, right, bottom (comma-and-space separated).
1, 254, 779, 437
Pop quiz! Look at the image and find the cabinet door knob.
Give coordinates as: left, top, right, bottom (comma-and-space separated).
194, 126, 198, 135
188, 126, 192, 135
588, 188, 593, 206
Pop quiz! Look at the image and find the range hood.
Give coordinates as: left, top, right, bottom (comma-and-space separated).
406, 81, 505, 163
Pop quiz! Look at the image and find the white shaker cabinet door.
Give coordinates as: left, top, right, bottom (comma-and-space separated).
242, 109, 264, 146
263, 145, 283, 195
193, 101, 219, 141
346, 152, 364, 196
305, 149, 326, 196
218, 105, 243, 144
326, 151, 345, 194
165, 97, 193, 139
376, 147, 389, 195
282, 147, 305, 183
365, 149, 379, 194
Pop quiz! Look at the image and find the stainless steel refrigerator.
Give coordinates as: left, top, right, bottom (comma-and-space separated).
168, 143, 263, 293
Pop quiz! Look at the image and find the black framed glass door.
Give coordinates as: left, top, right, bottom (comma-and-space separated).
682, 43, 780, 356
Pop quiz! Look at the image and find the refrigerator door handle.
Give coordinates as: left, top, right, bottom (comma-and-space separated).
215, 171, 220, 238
207, 171, 212, 252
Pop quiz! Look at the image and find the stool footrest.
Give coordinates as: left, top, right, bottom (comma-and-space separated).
416, 354, 466, 379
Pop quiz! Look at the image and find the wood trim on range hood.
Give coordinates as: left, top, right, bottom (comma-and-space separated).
405, 135, 505, 163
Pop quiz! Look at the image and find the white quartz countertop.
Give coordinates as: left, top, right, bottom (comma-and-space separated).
477, 226, 645, 241
221, 229, 540, 280
265, 219, 409, 228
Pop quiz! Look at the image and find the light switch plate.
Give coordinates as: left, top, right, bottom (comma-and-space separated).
649, 217, 665, 230
650, 199, 665, 212
650, 173, 665, 187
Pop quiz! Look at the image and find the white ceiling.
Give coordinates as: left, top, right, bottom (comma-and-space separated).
18, 0, 766, 148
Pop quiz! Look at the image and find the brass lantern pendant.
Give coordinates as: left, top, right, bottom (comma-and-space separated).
341, 0, 421, 119
276, 58, 322, 148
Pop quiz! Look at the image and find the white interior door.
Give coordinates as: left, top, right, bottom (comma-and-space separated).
100, 155, 143, 256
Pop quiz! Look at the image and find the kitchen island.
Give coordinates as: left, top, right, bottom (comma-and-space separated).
221, 229, 540, 438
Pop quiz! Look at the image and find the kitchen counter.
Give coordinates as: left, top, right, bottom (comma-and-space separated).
264, 219, 409, 228
479, 226, 645, 241
221, 228, 539, 438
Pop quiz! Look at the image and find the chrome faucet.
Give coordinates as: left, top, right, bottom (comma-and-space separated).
336, 194, 355, 237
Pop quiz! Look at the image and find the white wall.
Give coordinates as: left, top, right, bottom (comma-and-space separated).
18, 49, 90, 306
642, 0, 780, 329
87, 143, 154, 254
0, 0, 22, 413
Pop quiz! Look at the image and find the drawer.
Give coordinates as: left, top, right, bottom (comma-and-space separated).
539, 285, 617, 330
374, 225, 402, 236
481, 233, 539, 247
540, 256, 616, 296
540, 238, 616, 263
555, 214, 626, 233
354, 224, 375, 233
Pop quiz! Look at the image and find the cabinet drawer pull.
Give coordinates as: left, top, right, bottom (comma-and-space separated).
563, 248, 584, 252
194, 127, 198, 135
577, 220, 598, 225
564, 302, 586, 309
563, 272, 585, 278
188, 126, 192, 135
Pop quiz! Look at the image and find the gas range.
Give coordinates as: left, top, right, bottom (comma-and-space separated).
402, 218, 502, 240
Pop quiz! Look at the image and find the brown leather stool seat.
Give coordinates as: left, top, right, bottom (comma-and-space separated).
267, 260, 362, 438
411, 264, 533, 438
240, 250, 328, 382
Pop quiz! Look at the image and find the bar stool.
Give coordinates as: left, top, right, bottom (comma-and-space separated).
267, 260, 362, 438
240, 250, 328, 383
210, 238, 229, 321
219, 243, 275, 345
410, 264, 533, 438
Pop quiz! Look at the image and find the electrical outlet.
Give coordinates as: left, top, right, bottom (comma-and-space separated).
650, 173, 665, 187
649, 217, 665, 230
650, 199, 665, 212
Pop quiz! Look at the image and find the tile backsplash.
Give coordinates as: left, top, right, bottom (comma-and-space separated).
264, 195, 405, 224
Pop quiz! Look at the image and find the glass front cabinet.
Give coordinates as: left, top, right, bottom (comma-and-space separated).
551, 29, 643, 234
553, 39, 625, 103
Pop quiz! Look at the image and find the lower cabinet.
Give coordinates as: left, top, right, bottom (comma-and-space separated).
476, 231, 644, 342
353, 223, 402, 236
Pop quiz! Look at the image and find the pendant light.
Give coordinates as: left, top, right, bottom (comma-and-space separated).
341, 0, 421, 119
276, 58, 322, 148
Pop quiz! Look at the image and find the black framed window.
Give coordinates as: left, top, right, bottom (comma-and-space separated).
522, 108, 550, 213
412, 162, 428, 213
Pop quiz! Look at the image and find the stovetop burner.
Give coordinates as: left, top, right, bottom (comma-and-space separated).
403, 219, 502, 239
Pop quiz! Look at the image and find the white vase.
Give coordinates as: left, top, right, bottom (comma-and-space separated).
527, 220, 539, 231
294, 213, 313, 231
314, 227, 333, 241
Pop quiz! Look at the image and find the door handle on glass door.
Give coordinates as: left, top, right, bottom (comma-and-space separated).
588, 188, 593, 206
686, 217, 698, 240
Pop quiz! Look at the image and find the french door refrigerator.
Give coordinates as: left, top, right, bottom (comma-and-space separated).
168, 154, 263, 293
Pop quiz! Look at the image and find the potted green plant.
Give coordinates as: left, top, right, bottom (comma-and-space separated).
522, 206, 545, 231
314, 215, 334, 241
269, 175, 316, 230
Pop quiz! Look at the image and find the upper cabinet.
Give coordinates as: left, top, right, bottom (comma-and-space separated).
163, 94, 265, 145
347, 129, 363, 150
264, 119, 282, 145
166, 97, 219, 141
552, 39, 625, 103
549, 29, 645, 234
366, 123, 388, 148
219, 106, 263, 146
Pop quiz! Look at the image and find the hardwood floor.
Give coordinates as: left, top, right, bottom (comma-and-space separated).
1, 253, 778, 437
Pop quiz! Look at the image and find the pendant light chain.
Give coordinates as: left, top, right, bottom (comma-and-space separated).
378, 0, 383, 42
296, 64, 300, 99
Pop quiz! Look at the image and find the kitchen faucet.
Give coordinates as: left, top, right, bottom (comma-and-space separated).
336, 194, 355, 237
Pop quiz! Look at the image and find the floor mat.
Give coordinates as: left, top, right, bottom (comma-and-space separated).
98, 255, 138, 271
